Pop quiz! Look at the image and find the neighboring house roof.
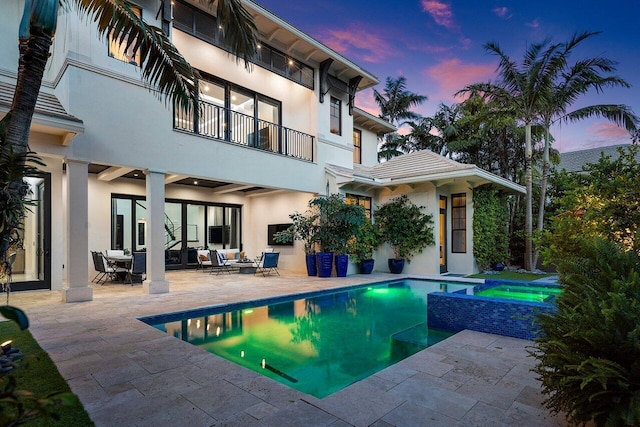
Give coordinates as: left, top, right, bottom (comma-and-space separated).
0, 81, 84, 145
556, 144, 637, 173
327, 150, 525, 194
353, 107, 395, 136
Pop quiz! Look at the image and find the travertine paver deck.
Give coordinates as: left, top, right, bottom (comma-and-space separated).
7, 270, 568, 426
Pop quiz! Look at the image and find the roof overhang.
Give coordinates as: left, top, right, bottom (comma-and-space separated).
242, 0, 379, 90
0, 81, 84, 146
327, 164, 526, 194
353, 107, 395, 136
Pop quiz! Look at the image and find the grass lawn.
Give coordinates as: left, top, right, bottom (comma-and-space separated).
0, 320, 94, 426
467, 270, 557, 282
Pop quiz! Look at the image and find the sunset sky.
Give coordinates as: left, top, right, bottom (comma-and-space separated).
258, 0, 640, 152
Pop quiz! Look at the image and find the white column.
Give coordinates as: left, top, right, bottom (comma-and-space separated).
61, 159, 93, 302
143, 170, 169, 294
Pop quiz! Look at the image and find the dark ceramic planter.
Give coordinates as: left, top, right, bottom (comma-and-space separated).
388, 258, 405, 274
492, 262, 505, 272
334, 254, 349, 277
316, 252, 334, 277
359, 259, 375, 274
305, 254, 317, 276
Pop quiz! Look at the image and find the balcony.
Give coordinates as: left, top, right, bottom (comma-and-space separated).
174, 100, 315, 162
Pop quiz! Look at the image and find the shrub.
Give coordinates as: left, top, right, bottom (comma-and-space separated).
472, 186, 509, 270
532, 238, 640, 425
374, 195, 434, 261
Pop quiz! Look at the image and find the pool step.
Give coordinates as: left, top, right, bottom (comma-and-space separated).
390, 323, 452, 362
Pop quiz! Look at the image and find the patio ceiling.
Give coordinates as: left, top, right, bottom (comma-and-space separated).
88, 163, 283, 196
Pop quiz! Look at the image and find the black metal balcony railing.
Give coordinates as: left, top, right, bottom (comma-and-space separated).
174, 100, 315, 162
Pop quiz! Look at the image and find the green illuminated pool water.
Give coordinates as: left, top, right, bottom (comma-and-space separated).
148, 279, 472, 398
476, 284, 562, 303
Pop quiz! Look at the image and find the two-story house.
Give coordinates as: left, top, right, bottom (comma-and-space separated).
0, 0, 523, 302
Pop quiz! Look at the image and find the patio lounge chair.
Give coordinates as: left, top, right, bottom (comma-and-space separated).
256, 252, 280, 276
196, 249, 212, 271
210, 250, 233, 275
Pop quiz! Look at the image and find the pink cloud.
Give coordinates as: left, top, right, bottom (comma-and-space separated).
354, 89, 380, 117
422, 1, 456, 29
587, 122, 631, 142
425, 58, 496, 101
318, 24, 396, 63
526, 19, 540, 28
493, 7, 512, 19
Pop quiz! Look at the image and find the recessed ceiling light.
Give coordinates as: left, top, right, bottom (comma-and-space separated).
133, 173, 139, 177
194, 180, 198, 185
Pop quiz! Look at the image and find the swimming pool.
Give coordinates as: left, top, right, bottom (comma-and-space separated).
141, 279, 473, 398
475, 284, 562, 303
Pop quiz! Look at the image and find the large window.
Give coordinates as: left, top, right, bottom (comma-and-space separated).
111, 195, 242, 268
330, 97, 341, 135
173, 0, 314, 88
353, 129, 362, 164
346, 193, 371, 218
108, 4, 141, 66
451, 193, 466, 253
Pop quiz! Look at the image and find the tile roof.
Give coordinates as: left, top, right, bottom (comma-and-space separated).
0, 81, 83, 124
556, 144, 638, 173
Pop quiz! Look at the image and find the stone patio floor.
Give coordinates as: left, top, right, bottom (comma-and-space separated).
7, 270, 568, 426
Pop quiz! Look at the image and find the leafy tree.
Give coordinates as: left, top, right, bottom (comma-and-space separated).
541, 145, 640, 263
374, 195, 434, 261
461, 32, 638, 270
534, 31, 638, 267
310, 194, 366, 255
0, 0, 257, 282
374, 76, 427, 160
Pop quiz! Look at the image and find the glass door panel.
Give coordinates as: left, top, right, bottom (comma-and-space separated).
11, 174, 50, 291
199, 80, 225, 138
439, 196, 447, 273
186, 204, 205, 265
257, 98, 280, 151
230, 88, 254, 145
165, 202, 182, 266
207, 206, 225, 250
135, 200, 147, 252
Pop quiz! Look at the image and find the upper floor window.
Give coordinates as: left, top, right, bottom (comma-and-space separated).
108, 4, 142, 66
451, 193, 466, 253
346, 193, 371, 218
353, 129, 362, 164
173, 0, 314, 89
330, 97, 341, 135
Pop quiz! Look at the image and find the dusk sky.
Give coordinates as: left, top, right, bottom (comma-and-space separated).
258, 0, 640, 153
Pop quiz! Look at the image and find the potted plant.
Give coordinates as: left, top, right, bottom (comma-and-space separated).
347, 220, 380, 274
274, 210, 319, 276
374, 195, 435, 274
311, 194, 366, 277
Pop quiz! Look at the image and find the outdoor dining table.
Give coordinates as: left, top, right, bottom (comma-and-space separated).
106, 255, 133, 282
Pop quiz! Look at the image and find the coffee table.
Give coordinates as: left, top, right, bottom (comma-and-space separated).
235, 262, 257, 274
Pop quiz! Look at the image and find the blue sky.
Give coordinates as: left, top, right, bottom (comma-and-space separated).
258, 0, 640, 152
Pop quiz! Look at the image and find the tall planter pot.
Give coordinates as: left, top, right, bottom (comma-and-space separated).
305, 254, 317, 276
334, 254, 349, 277
388, 258, 405, 274
359, 259, 375, 274
316, 252, 334, 278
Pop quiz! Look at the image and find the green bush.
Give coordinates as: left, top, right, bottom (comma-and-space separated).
532, 237, 640, 425
472, 186, 509, 270
374, 195, 434, 261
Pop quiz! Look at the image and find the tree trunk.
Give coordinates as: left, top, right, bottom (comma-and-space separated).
533, 126, 551, 269
524, 122, 533, 271
5, 26, 53, 153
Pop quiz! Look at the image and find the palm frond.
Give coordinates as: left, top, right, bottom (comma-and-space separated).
563, 105, 639, 132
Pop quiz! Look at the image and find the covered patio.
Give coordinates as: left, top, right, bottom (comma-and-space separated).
7, 270, 566, 426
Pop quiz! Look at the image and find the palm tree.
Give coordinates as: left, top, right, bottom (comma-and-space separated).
374, 76, 427, 160
1, 0, 257, 280
534, 32, 638, 267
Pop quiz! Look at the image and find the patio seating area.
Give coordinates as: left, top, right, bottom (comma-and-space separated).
7, 270, 567, 426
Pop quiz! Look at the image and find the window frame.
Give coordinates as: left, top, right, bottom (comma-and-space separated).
451, 193, 467, 253
346, 193, 372, 218
353, 129, 362, 164
330, 96, 342, 135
